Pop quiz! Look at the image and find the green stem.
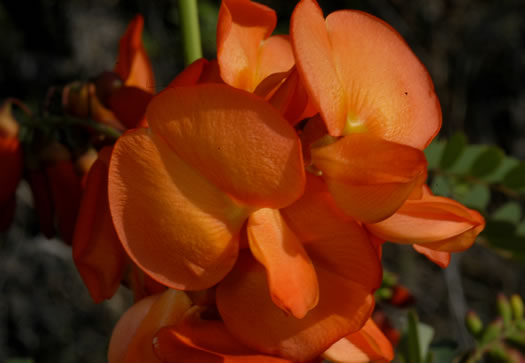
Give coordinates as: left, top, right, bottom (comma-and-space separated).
18, 114, 122, 140
178, 0, 203, 66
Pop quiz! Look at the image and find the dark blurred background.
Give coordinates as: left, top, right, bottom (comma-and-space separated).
1, 0, 525, 362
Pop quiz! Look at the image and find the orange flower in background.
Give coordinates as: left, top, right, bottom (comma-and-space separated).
72, 147, 126, 302
108, 14, 155, 129
63, 14, 154, 131
108, 84, 305, 291
114, 14, 155, 92
70, 14, 162, 302
291, 0, 441, 223
366, 185, 485, 268
0, 100, 23, 231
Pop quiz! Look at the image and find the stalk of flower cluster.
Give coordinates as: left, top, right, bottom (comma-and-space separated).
178, 0, 203, 65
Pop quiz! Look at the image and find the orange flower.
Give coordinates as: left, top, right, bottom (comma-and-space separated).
73, 146, 167, 303
366, 185, 485, 267
71, 15, 160, 301
107, 14, 155, 129
167, 58, 222, 88
63, 15, 154, 131
114, 14, 155, 92
217, 0, 316, 125
108, 84, 305, 291
0, 101, 22, 231
72, 147, 127, 302
215, 175, 381, 361
217, 0, 294, 92
322, 318, 394, 363
109, 289, 294, 362
291, 0, 441, 223
291, 0, 441, 146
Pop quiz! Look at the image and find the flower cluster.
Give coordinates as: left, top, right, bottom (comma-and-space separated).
1, 0, 485, 361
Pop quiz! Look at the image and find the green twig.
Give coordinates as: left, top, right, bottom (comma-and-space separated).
178, 0, 203, 66
17, 113, 122, 140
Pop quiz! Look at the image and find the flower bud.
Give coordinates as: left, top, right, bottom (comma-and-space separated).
0, 100, 20, 138
375, 287, 393, 301
511, 294, 524, 321
465, 311, 483, 337
94, 71, 123, 108
497, 294, 512, 326
480, 319, 503, 346
63, 82, 90, 118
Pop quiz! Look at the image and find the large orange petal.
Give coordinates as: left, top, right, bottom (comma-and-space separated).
114, 15, 155, 92
291, 0, 345, 136
73, 147, 127, 303
311, 134, 427, 223
217, 0, 276, 91
108, 289, 192, 363
366, 191, 485, 252
216, 251, 375, 361
292, 0, 441, 148
323, 319, 394, 363
281, 174, 355, 243
147, 84, 305, 209
247, 208, 319, 318
281, 175, 382, 290
154, 306, 292, 362
108, 128, 249, 290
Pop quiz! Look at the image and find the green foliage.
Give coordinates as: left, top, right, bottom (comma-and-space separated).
397, 311, 435, 363
425, 132, 525, 264
461, 294, 525, 362
439, 131, 467, 170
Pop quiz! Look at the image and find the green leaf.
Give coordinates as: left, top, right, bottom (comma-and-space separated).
440, 132, 467, 170
418, 322, 435, 361
447, 144, 486, 175
470, 146, 504, 178
430, 175, 451, 197
484, 156, 520, 183
503, 162, 525, 190
483, 220, 525, 255
492, 202, 522, 224
407, 312, 422, 363
424, 139, 445, 169
457, 184, 490, 211
483, 220, 517, 241
517, 221, 525, 236
428, 341, 458, 363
